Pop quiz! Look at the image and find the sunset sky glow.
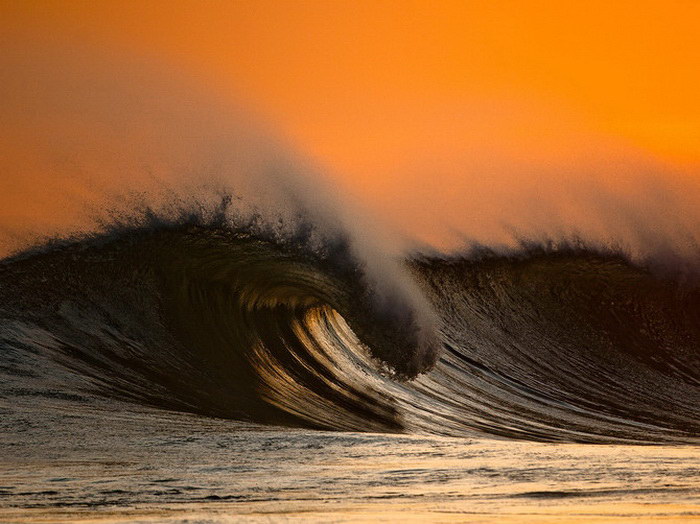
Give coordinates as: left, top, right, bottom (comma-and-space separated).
2, 1, 699, 246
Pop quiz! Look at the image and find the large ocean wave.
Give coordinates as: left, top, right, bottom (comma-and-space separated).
1, 204, 699, 445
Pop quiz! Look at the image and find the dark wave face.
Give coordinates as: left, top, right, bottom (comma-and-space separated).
1, 219, 699, 444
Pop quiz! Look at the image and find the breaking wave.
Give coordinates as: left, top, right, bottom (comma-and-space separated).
1, 203, 699, 444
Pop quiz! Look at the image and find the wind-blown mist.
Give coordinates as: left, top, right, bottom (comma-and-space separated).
0, 41, 332, 245
1, 41, 699, 444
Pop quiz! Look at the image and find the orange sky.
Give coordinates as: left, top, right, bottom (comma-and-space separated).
2, 1, 700, 246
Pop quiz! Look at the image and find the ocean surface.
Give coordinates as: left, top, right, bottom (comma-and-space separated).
1, 215, 699, 522
2, 403, 700, 523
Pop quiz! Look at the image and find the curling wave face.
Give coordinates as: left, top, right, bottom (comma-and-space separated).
1, 222, 699, 444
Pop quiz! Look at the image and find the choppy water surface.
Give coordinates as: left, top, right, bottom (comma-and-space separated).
2, 402, 700, 523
